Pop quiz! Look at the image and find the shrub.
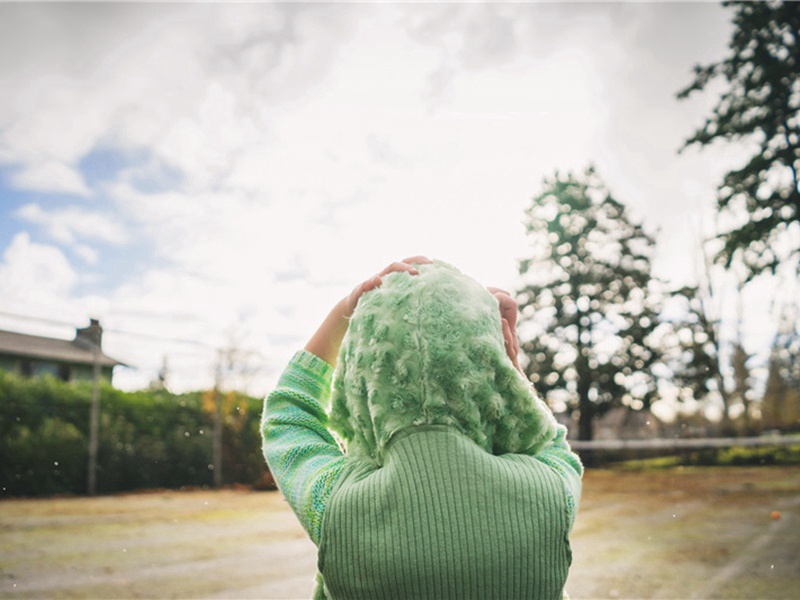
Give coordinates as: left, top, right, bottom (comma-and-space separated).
0, 372, 271, 497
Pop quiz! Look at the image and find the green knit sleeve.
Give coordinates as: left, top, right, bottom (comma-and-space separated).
261, 350, 347, 545
535, 425, 583, 527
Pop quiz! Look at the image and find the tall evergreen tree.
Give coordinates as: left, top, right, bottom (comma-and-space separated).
517, 168, 666, 441
678, 1, 800, 280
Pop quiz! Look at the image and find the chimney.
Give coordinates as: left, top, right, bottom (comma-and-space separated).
75, 318, 103, 349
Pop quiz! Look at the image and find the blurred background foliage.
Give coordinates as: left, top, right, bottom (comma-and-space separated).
0, 371, 271, 497
517, 1, 800, 440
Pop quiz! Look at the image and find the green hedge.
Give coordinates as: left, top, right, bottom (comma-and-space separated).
0, 372, 271, 497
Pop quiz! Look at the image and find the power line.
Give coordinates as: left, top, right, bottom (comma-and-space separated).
104, 328, 216, 349
0, 310, 74, 328
0, 310, 300, 362
0, 309, 215, 349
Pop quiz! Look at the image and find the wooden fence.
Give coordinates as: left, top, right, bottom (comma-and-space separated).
569, 434, 800, 465
571, 434, 800, 451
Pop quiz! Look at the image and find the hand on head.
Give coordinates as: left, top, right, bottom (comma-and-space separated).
308, 255, 524, 374
308, 256, 434, 366
343, 256, 434, 317
487, 287, 523, 375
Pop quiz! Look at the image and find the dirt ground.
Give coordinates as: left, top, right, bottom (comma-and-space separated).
567, 466, 800, 600
1, 466, 798, 599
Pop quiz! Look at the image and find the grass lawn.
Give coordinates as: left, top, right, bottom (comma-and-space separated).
1, 466, 798, 599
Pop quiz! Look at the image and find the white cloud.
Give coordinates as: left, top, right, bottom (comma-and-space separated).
10, 161, 90, 196
16, 203, 128, 246
74, 244, 99, 264
0, 232, 78, 307
3, 2, 771, 398
0, 4, 354, 192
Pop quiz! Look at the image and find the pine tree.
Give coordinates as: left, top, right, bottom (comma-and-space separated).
517, 167, 666, 441
678, 1, 800, 280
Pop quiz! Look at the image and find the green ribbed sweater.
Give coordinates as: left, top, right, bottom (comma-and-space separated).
262, 350, 582, 600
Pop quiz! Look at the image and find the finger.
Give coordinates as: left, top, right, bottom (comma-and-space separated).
487, 286, 511, 296
501, 319, 520, 363
501, 318, 513, 348
509, 345, 519, 368
402, 255, 434, 265
378, 261, 420, 277
488, 287, 517, 309
495, 295, 518, 329
360, 275, 382, 293
495, 294, 517, 310
502, 318, 521, 365
503, 320, 518, 349
490, 288, 520, 336
503, 304, 518, 331
352, 258, 425, 309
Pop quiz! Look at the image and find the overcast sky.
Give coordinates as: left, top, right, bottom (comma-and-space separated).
0, 2, 774, 398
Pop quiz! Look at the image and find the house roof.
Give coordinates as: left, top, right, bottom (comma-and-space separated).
0, 329, 122, 368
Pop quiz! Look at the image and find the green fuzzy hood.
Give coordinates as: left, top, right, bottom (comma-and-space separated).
329, 261, 557, 463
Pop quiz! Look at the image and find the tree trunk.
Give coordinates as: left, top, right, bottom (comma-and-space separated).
717, 380, 733, 433
576, 346, 594, 441
578, 401, 594, 441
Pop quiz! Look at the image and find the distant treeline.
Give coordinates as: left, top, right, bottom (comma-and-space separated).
0, 372, 271, 497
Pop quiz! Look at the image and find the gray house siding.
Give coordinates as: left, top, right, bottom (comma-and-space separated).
0, 321, 121, 385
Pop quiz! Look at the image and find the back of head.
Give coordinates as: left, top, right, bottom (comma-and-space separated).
330, 261, 557, 463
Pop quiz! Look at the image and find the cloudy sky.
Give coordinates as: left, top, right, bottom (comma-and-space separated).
0, 2, 771, 396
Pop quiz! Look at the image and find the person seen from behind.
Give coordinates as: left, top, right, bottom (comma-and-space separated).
261, 256, 583, 599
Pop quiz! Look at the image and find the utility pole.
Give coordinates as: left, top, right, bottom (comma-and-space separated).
212, 349, 223, 488
86, 323, 102, 495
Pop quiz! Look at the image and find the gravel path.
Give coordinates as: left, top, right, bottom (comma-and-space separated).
1, 466, 798, 599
